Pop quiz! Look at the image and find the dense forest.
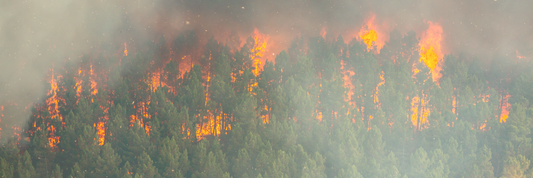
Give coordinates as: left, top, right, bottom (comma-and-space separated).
0, 28, 532, 178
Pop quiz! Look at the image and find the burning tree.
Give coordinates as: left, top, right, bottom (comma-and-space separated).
1, 16, 532, 178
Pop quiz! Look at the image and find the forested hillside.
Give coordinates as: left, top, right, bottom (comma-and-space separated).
0, 28, 532, 178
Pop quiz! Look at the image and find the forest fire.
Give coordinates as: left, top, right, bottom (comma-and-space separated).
4, 1, 533, 177
262, 105, 270, 124
195, 29, 272, 141
130, 115, 151, 135
124, 42, 128, 56
194, 28, 276, 140
360, 30, 377, 50
148, 71, 170, 92
48, 125, 59, 148
316, 110, 323, 122
479, 122, 487, 131
357, 14, 387, 53
374, 71, 385, 106
75, 68, 83, 98
95, 122, 105, 145
500, 94, 511, 123
411, 95, 430, 130
46, 70, 63, 121
90, 65, 98, 95
250, 28, 269, 77
25, 18, 513, 150
419, 21, 444, 81
340, 60, 356, 108
321, 27, 327, 39
196, 112, 226, 141
43, 69, 64, 149
12, 126, 21, 141
516, 50, 526, 59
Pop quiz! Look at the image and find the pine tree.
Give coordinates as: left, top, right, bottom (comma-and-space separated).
335, 165, 363, 178
300, 153, 326, 178
407, 147, 430, 178
57, 112, 81, 174
468, 145, 495, 178
135, 152, 160, 178
158, 137, 185, 178
69, 162, 84, 178
203, 151, 228, 178
119, 161, 133, 178
0, 156, 13, 178
504, 103, 532, 155
382, 152, 402, 178
233, 94, 258, 131
77, 125, 100, 177
94, 143, 122, 177
122, 121, 152, 165
17, 151, 36, 178
501, 154, 531, 178
232, 148, 252, 178
177, 65, 205, 141
444, 137, 464, 177
30, 123, 55, 178
427, 149, 450, 178
50, 164, 62, 178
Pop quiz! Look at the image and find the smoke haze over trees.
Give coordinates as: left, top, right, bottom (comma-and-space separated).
1, 0, 533, 177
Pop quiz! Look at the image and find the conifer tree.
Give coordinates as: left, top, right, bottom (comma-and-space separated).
95, 143, 122, 177
70, 162, 84, 178
135, 152, 160, 178
158, 137, 185, 178
17, 151, 36, 178
0, 157, 13, 178
50, 164, 62, 178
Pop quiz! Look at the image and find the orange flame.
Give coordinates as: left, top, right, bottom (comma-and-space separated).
480, 123, 487, 131
360, 30, 377, 50
481, 94, 490, 103
124, 42, 128, 56
12, 126, 22, 141
251, 28, 268, 77
48, 125, 60, 148
46, 69, 63, 121
516, 50, 526, 59
419, 21, 443, 81
262, 104, 270, 124
374, 71, 385, 106
320, 27, 327, 39
129, 115, 136, 126
148, 71, 170, 92
316, 110, 323, 122
411, 96, 431, 128
412, 62, 420, 78
340, 60, 356, 108
195, 111, 226, 141
145, 124, 152, 136
90, 69, 98, 96
500, 94, 511, 123
182, 123, 191, 139
130, 115, 151, 135
95, 122, 105, 145
75, 68, 83, 98
452, 94, 457, 115
357, 14, 387, 52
